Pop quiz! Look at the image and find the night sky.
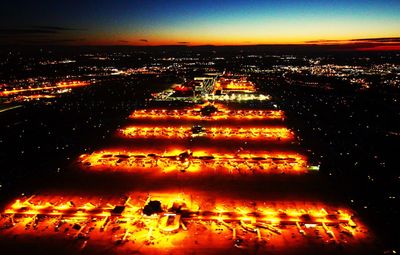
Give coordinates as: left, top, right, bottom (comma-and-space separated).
1, 0, 400, 49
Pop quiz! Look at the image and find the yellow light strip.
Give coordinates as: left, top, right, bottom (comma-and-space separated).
0, 81, 89, 96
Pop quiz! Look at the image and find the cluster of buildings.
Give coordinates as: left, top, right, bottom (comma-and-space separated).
151, 74, 270, 102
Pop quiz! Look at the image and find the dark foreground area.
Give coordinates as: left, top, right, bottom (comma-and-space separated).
257, 78, 400, 252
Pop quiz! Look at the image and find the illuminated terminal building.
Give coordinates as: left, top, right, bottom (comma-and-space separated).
204, 75, 274, 102
79, 149, 308, 174
150, 74, 271, 102
119, 125, 294, 141
214, 76, 256, 93
151, 76, 216, 102
0, 193, 370, 252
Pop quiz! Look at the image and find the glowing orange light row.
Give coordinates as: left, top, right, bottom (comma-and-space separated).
2, 194, 358, 239
79, 149, 307, 173
130, 106, 284, 121
0, 81, 89, 96
119, 126, 294, 141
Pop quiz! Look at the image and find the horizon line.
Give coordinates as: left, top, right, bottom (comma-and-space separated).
1, 43, 399, 51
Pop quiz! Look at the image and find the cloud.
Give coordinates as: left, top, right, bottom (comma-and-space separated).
139, 39, 148, 42
177, 41, 189, 44
303, 37, 400, 51
0, 29, 59, 35
31, 26, 85, 31
0, 33, 49, 38
118, 40, 129, 43
2, 38, 86, 45
349, 37, 400, 43
50, 38, 86, 43
304, 39, 338, 44
305, 37, 400, 44
0, 26, 86, 36
0, 26, 87, 45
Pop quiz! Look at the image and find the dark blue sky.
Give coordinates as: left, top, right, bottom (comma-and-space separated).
1, 0, 399, 46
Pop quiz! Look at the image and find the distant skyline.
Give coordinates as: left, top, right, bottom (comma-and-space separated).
1, 0, 400, 50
